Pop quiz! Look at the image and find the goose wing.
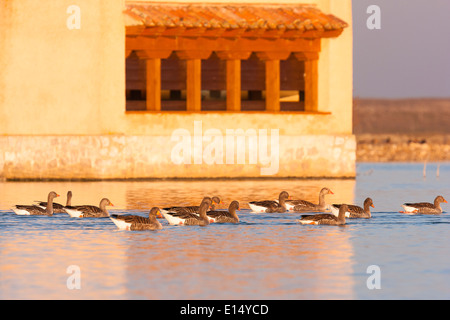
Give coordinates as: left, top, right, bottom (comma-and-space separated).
403, 202, 434, 209
206, 210, 231, 219
14, 205, 47, 215
249, 200, 278, 208
403, 202, 441, 214
66, 205, 105, 217
292, 200, 319, 212
37, 201, 64, 210
164, 210, 205, 225
333, 203, 364, 214
111, 214, 159, 230
206, 210, 238, 223
162, 206, 200, 214
299, 213, 338, 224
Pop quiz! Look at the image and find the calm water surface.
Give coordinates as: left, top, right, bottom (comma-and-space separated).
1, 163, 449, 299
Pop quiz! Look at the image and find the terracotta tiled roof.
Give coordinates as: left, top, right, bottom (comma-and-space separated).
124, 2, 348, 37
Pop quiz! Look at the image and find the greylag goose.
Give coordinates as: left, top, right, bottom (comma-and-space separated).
297, 204, 348, 226
206, 201, 240, 223
12, 192, 60, 216
110, 207, 163, 231
400, 195, 447, 214
331, 197, 374, 219
248, 191, 289, 213
160, 196, 221, 215
64, 198, 114, 218
162, 198, 211, 226
290, 187, 334, 212
36, 190, 72, 213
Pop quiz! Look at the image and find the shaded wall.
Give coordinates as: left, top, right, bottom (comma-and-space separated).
354, 99, 450, 135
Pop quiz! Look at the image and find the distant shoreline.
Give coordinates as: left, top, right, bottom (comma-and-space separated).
354, 98, 450, 162
356, 133, 450, 162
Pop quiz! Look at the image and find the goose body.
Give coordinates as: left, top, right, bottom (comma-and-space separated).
248, 191, 289, 213
36, 191, 72, 213
331, 197, 374, 219
206, 201, 240, 223
12, 192, 60, 216
290, 188, 334, 212
247, 201, 274, 213
283, 201, 297, 211
160, 196, 220, 215
297, 204, 348, 226
162, 198, 211, 226
64, 198, 113, 218
110, 207, 162, 231
400, 196, 447, 215
13, 205, 51, 216
290, 199, 322, 212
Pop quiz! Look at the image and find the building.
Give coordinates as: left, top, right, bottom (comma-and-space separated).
0, 0, 354, 180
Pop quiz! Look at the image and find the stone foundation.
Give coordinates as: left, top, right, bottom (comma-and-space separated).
0, 135, 355, 180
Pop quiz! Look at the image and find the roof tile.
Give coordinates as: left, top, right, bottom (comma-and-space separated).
124, 2, 348, 35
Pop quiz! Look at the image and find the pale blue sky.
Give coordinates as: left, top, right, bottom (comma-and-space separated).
352, 0, 450, 98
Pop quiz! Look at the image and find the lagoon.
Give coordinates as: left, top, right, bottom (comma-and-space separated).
0, 163, 449, 299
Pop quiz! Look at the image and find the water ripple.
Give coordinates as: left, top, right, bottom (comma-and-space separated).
1, 163, 450, 299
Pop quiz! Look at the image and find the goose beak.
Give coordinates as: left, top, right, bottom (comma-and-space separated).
329, 190, 334, 195
110, 203, 114, 206
444, 199, 448, 203
157, 210, 162, 218
56, 194, 60, 197
371, 204, 375, 208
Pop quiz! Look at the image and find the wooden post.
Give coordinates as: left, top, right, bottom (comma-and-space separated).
304, 59, 318, 112
226, 59, 241, 112
146, 58, 161, 111
265, 59, 280, 112
186, 59, 202, 112
135, 50, 172, 112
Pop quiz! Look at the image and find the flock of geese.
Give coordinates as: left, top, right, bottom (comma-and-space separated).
11, 188, 448, 231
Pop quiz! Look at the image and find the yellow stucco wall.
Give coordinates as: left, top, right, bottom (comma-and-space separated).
0, 0, 352, 136
0, 0, 354, 179
0, 0, 125, 135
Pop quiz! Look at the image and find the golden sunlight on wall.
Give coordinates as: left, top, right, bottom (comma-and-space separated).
0, 0, 354, 179
0, 0, 125, 135
0, 0, 352, 136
